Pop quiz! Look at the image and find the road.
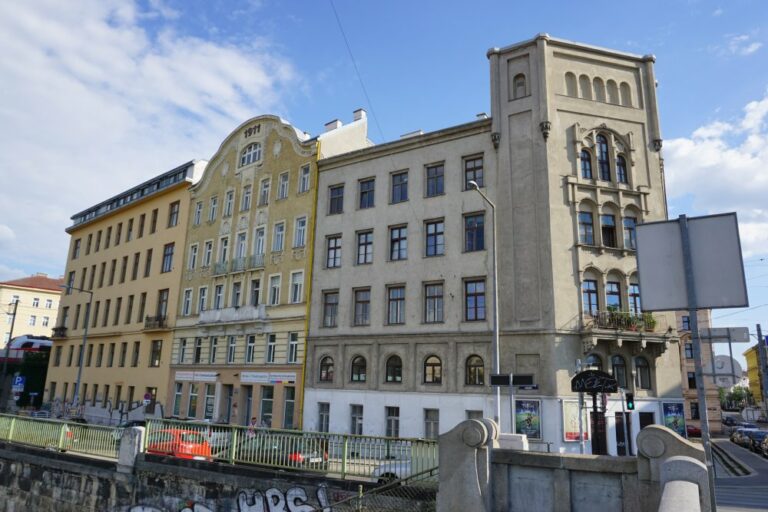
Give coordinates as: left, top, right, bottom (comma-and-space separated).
714, 438, 768, 511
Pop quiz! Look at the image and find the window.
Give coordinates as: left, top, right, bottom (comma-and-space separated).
464, 214, 485, 251
187, 384, 198, 417
318, 403, 330, 433
391, 171, 408, 203
188, 244, 198, 270
601, 214, 617, 247
329, 185, 344, 214
350, 405, 364, 435
581, 150, 593, 179
254, 227, 265, 255
298, 164, 311, 193
354, 289, 371, 325
426, 163, 444, 197
54, 346, 62, 366
213, 285, 224, 309
513, 73, 526, 98
288, 332, 299, 363
424, 409, 439, 439
168, 201, 180, 227
284, 387, 296, 429
351, 356, 366, 382
387, 286, 405, 324
579, 212, 594, 245
105, 227, 112, 248
606, 281, 621, 310
193, 201, 203, 225
172, 383, 183, 417
143, 249, 152, 277
150, 340, 162, 367
260, 387, 274, 427
209, 196, 218, 222
28, 315, 37, 326
326, 236, 342, 268
203, 241, 213, 267
582, 280, 598, 316
586, 353, 602, 371
198, 287, 207, 312
323, 291, 339, 327
127, 219, 133, 241
359, 178, 375, 209
465, 279, 486, 321
424, 355, 442, 384
684, 342, 694, 359
115, 223, 122, 245
258, 179, 270, 206
464, 156, 484, 189
597, 135, 610, 181
356, 231, 373, 264
623, 217, 637, 250
272, 223, 285, 252
682, 315, 690, 331
131, 253, 141, 281
132, 341, 140, 367
293, 217, 307, 248
612, 356, 627, 388
231, 281, 242, 307
250, 279, 260, 306
290, 272, 304, 304
629, 284, 641, 315
219, 237, 229, 263
269, 275, 280, 305
277, 172, 289, 199
425, 220, 444, 256
246, 335, 255, 363
466, 355, 484, 385
224, 190, 234, 216
616, 155, 628, 184
138, 292, 147, 322
108, 343, 116, 367
385, 355, 403, 383
687, 371, 697, 389
425, 283, 444, 323
227, 336, 236, 363
690, 401, 700, 420
319, 356, 334, 382
32, 297, 39, 308
125, 295, 134, 324
241, 185, 252, 211
72, 239, 81, 260
635, 357, 651, 390
150, 209, 158, 234
161, 243, 174, 273
386, 407, 400, 437
266, 334, 276, 363
240, 143, 261, 166
389, 226, 407, 260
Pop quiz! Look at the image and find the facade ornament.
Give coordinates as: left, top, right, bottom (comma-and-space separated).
539, 121, 552, 140
653, 139, 663, 152
491, 132, 501, 149
244, 124, 261, 137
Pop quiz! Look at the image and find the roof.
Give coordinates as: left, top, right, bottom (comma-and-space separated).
0, 274, 65, 292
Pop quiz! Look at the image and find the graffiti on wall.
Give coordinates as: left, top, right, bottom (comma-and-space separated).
130, 485, 332, 512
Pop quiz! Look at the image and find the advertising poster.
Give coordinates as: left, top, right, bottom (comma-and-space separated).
515, 399, 541, 439
662, 402, 686, 437
563, 401, 588, 441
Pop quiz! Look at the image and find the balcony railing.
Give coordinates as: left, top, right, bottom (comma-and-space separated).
213, 261, 229, 275
248, 253, 265, 269
52, 326, 67, 338
199, 304, 266, 325
144, 315, 168, 330
583, 310, 669, 333
231, 257, 247, 272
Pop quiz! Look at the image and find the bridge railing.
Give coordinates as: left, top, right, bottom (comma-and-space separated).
0, 414, 119, 459
145, 418, 438, 479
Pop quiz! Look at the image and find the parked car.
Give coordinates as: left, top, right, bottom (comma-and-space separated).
722, 417, 738, 427
184, 420, 232, 452
145, 429, 211, 461
746, 430, 768, 453
372, 458, 412, 484
112, 419, 147, 441
686, 424, 701, 438
731, 428, 760, 448
213, 432, 328, 470
759, 435, 768, 457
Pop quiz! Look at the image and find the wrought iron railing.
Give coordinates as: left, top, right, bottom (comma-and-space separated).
144, 315, 168, 329
52, 326, 67, 338
213, 261, 229, 275
231, 257, 247, 272
248, 254, 265, 269
583, 310, 666, 333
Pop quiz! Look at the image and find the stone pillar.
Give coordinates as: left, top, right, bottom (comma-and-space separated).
660, 456, 709, 512
117, 426, 145, 474
437, 418, 498, 512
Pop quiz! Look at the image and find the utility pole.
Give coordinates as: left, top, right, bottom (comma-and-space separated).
0, 300, 19, 410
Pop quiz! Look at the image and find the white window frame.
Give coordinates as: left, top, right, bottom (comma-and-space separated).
182, 289, 192, 316
269, 274, 281, 305
209, 196, 218, 222
293, 216, 307, 248
259, 178, 270, 206
289, 271, 304, 304
288, 332, 299, 364
266, 334, 277, 363
193, 201, 203, 225
277, 172, 289, 200
188, 244, 198, 270
219, 236, 229, 263
224, 189, 234, 217
203, 240, 213, 267
272, 222, 285, 252
254, 226, 266, 255
198, 286, 208, 312
241, 185, 252, 211
298, 164, 311, 193
236, 232, 247, 259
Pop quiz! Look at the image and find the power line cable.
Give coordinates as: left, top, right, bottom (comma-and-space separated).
713, 303, 768, 320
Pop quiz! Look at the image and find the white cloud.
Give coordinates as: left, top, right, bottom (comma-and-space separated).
665, 90, 768, 258
0, 0, 297, 277
723, 34, 763, 56
0, 225, 15, 245
712, 8, 723, 16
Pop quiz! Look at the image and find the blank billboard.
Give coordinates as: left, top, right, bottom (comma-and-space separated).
636, 213, 748, 311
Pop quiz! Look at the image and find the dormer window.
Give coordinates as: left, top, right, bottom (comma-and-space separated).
240, 143, 262, 167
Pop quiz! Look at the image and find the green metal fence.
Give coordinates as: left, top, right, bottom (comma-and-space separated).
145, 418, 438, 479
0, 414, 119, 459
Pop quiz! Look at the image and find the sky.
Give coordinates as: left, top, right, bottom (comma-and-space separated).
1, 0, 767, 363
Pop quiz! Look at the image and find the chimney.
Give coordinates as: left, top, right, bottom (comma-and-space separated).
400, 129, 423, 139
324, 119, 342, 132
476, 112, 488, 119
353, 108, 367, 122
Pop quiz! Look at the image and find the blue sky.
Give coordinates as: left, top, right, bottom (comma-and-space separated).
1, 0, 767, 363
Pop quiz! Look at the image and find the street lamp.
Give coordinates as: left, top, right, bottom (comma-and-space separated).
60, 285, 93, 409
468, 180, 501, 427
0, 299, 20, 410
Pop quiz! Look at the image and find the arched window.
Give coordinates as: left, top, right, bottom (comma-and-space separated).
620, 82, 632, 107
580, 149, 593, 179
513, 74, 526, 99
607, 80, 619, 104
465, 355, 484, 385
586, 353, 602, 371
579, 75, 592, 100
565, 72, 577, 97
351, 356, 367, 382
385, 355, 402, 383
635, 357, 651, 389
611, 355, 627, 388
240, 143, 262, 167
593, 78, 606, 102
616, 155, 628, 184
319, 356, 334, 382
424, 355, 442, 384
628, 283, 641, 315
582, 278, 599, 316
597, 135, 610, 181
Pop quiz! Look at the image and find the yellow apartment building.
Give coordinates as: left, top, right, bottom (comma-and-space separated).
1, 274, 64, 347
169, 112, 369, 428
45, 160, 206, 420
744, 345, 763, 403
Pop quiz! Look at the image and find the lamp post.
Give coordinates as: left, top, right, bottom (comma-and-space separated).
0, 299, 20, 410
61, 285, 93, 409
468, 180, 501, 427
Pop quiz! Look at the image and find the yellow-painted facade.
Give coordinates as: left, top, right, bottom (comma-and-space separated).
45, 161, 205, 416
744, 345, 763, 403
0, 274, 63, 347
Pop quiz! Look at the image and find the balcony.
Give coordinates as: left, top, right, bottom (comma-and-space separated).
199, 304, 266, 325
248, 253, 265, 269
52, 326, 67, 338
213, 261, 229, 276
584, 311, 666, 332
231, 257, 247, 273
144, 315, 169, 331
580, 309, 676, 356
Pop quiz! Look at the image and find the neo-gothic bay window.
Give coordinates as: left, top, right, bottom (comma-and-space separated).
616, 155, 628, 184
578, 212, 594, 245
629, 284, 641, 315
582, 279, 598, 316
597, 134, 610, 181
606, 281, 621, 310
600, 214, 617, 248
580, 150, 593, 179
623, 217, 637, 249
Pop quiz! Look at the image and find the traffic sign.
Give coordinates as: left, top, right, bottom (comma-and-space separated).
11, 376, 25, 393
143, 392, 152, 401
